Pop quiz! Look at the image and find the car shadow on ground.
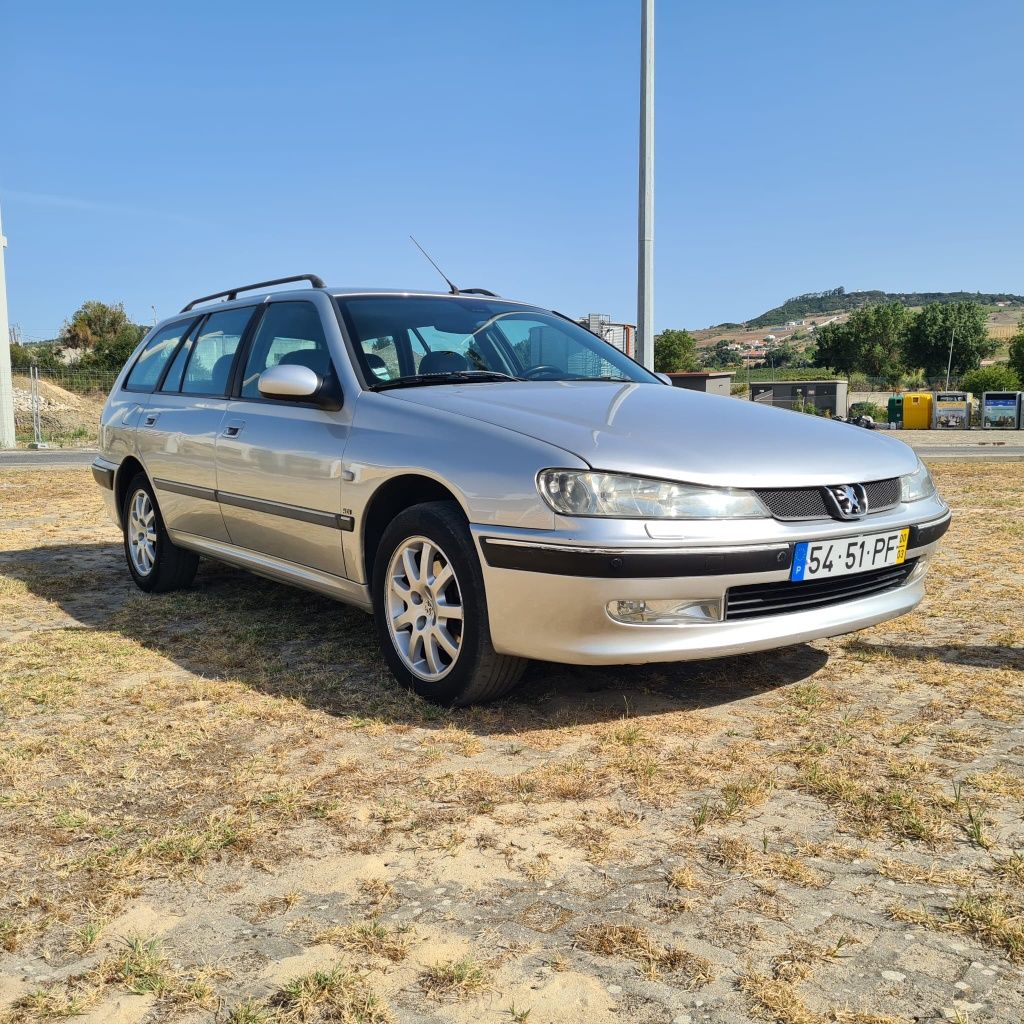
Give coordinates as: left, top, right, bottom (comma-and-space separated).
2, 541, 834, 732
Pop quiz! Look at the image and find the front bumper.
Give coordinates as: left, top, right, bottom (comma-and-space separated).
473, 502, 951, 666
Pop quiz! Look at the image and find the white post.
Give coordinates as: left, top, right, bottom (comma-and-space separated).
945, 326, 956, 391
637, 0, 655, 372
0, 203, 17, 448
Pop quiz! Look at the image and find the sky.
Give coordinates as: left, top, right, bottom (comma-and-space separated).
2, 0, 1022, 340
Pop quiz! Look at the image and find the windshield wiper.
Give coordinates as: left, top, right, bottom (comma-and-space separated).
567, 375, 632, 382
371, 370, 522, 391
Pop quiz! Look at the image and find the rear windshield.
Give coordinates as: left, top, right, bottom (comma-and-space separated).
336, 296, 656, 387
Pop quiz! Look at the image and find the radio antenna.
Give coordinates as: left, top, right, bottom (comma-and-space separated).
410, 236, 459, 294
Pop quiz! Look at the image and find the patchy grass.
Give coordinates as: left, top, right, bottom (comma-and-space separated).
317, 919, 413, 963
1, 463, 1022, 1020
575, 923, 714, 987
270, 966, 392, 1023
419, 957, 494, 1001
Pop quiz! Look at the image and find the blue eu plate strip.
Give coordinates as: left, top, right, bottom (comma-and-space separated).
790, 542, 808, 581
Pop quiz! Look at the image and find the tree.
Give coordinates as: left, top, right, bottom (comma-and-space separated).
58, 300, 147, 371
702, 338, 741, 368
814, 303, 909, 378
769, 342, 801, 369
653, 329, 698, 373
961, 365, 1021, 396
902, 301, 994, 377
1008, 319, 1024, 383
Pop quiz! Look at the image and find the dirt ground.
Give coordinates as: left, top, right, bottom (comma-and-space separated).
11, 377, 104, 448
0, 464, 1021, 1024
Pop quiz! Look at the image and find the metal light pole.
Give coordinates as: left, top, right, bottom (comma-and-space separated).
0, 203, 17, 448
944, 325, 957, 391
636, 0, 655, 371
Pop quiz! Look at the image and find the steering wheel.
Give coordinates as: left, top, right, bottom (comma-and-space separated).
522, 365, 565, 380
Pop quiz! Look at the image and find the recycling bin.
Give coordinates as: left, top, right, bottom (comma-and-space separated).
932, 391, 971, 430
981, 392, 1021, 430
902, 392, 932, 429
887, 395, 903, 426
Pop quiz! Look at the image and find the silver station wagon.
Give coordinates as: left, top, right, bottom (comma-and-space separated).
94, 275, 951, 705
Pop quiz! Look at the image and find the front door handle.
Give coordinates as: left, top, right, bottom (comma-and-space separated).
222, 419, 245, 438
143, 413, 158, 427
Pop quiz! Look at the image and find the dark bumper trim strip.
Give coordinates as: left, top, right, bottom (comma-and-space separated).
153, 478, 353, 532
217, 490, 354, 532
480, 539, 793, 578
91, 461, 115, 490
908, 513, 952, 549
154, 477, 216, 502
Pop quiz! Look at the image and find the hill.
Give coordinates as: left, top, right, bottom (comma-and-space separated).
736, 287, 1024, 330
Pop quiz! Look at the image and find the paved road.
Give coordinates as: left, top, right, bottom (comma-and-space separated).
0, 448, 98, 469
914, 445, 1024, 461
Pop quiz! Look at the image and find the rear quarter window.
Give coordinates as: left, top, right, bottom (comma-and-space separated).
123, 320, 194, 392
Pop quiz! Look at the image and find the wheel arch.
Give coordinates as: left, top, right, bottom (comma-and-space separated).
361, 474, 466, 587
114, 456, 149, 528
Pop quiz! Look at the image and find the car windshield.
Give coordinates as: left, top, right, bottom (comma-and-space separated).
336, 295, 658, 387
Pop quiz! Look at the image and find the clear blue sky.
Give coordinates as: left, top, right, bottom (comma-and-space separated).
3, 0, 1022, 340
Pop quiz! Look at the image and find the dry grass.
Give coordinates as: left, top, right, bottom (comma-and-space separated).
1, 462, 1022, 1020
317, 919, 413, 963
575, 923, 714, 987
418, 957, 494, 1001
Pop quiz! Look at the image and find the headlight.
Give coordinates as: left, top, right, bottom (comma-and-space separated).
537, 470, 769, 519
900, 461, 937, 502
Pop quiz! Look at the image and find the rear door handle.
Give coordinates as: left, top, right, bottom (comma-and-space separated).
143, 413, 158, 427
222, 419, 245, 438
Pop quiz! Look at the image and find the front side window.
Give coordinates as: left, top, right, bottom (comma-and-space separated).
240, 302, 331, 398
337, 296, 657, 387
123, 319, 194, 392
180, 307, 254, 396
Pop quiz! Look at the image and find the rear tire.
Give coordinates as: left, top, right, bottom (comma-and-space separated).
122, 472, 199, 593
372, 501, 526, 706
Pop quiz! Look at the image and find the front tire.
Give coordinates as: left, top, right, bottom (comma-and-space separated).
122, 473, 199, 593
372, 501, 526, 706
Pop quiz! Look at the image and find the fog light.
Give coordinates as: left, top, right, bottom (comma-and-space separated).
607, 598, 722, 625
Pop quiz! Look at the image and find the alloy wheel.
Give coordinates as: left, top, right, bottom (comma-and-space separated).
127, 488, 157, 577
386, 536, 464, 682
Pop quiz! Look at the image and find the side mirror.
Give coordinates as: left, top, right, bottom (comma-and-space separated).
257, 364, 341, 409
258, 364, 320, 399
655, 372, 673, 386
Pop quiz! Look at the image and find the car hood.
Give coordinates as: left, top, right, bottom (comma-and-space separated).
388, 381, 919, 487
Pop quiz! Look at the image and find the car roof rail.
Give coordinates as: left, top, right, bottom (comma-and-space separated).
180, 274, 326, 312
458, 287, 499, 297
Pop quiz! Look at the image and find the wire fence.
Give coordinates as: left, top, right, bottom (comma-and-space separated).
10, 366, 118, 448
725, 368, 965, 391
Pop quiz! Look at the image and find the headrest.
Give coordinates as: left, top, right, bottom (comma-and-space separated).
419, 350, 469, 375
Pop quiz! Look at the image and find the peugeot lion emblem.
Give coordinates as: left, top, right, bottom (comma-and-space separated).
827, 483, 869, 520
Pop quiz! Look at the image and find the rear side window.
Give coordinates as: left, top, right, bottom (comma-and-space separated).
240, 302, 331, 398
180, 307, 254, 396
123, 320, 193, 392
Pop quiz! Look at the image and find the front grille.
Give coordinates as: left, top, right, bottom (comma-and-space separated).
756, 477, 901, 521
756, 487, 830, 520
724, 559, 917, 620
864, 477, 900, 511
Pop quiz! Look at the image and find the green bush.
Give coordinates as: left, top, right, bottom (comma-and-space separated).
960, 365, 1021, 396
849, 401, 886, 420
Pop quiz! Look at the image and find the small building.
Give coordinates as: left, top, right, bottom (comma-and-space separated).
666, 371, 734, 397
750, 380, 849, 417
577, 313, 636, 358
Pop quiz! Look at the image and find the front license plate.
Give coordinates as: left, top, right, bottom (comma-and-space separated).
790, 528, 909, 582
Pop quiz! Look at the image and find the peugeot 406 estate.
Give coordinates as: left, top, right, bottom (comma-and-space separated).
94, 275, 951, 705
